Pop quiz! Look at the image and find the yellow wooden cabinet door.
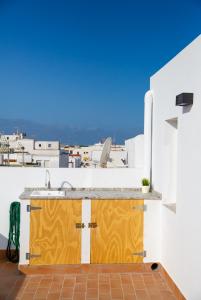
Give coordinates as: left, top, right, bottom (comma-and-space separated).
90, 199, 144, 263
30, 199, 81, 265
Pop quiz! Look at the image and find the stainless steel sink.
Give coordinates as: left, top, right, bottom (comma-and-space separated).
30, 190, 65, 197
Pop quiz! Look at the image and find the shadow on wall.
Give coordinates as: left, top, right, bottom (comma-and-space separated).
182, 104, 193, 114
0, 233, 8, 250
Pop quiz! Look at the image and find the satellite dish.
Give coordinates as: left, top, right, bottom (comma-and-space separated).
99, 137, 112, 168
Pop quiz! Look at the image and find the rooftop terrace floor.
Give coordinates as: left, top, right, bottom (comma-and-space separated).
0, 260, 177, 300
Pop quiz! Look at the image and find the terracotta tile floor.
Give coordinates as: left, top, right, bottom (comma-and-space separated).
0, 261, 177, 300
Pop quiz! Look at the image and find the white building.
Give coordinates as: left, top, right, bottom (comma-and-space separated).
64, 142, 127, 168
0, 132, 68, 168
143, 34, 201, 299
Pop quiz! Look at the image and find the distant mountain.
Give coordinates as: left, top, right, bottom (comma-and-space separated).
0, 118, 142, 145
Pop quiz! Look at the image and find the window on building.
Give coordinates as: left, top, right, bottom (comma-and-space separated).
48, 144, 51, 148
39, 144, 41, 147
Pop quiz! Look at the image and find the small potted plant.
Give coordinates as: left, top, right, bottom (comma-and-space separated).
141, 178, 150, 193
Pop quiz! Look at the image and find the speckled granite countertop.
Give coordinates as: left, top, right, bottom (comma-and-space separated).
19, 188, 161, 200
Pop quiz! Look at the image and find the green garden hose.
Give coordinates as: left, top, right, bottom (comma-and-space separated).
6, 202, 20, 263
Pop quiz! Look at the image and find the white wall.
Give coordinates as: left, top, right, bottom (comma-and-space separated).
2, 152, 64, 168
31, 154, 60, 168
162, 119, 178, 203
10, 139, 35, 153
150, 34, 201, 300
34, 141, 59, 150
144, 200, 161, 263
125, 135, 144, 168
0, 167, 143, 249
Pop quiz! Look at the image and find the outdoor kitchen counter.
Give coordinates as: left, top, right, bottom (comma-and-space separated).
19, 188, 162, 200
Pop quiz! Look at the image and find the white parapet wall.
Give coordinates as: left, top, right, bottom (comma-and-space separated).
0, 167, 143, 249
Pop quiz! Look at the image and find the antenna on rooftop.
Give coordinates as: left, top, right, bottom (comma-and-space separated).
99, 137, 112, 168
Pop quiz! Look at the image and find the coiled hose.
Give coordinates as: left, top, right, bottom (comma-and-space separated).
6, 202, 20, 263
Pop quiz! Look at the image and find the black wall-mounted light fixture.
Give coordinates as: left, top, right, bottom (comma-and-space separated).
176, 93, 193, 106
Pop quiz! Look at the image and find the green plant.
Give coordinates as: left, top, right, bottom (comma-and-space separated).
141, 178, 150, 186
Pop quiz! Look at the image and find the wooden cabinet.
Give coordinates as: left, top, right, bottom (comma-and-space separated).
29, 199, 144, 265
90, 199, 144, 263
30, 199, 82, 265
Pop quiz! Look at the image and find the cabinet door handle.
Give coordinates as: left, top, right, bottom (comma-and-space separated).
75, 223, 85, 228
88, 222, 97, 228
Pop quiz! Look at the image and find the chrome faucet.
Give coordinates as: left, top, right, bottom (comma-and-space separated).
59, 181, 73, 190
45, 169, 51, 189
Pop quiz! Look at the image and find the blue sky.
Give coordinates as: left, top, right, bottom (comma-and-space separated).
0, 0, 200, 142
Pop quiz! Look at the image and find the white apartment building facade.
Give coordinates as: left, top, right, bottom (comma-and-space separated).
0, 132, 68, 168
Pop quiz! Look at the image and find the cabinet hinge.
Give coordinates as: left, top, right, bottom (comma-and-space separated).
26, 252, 41, 260
88, 222, 98, 228
27, 205, 42, 212
132, 250, 146, 257
75, 223, 85, 228
132, 205, 147, 212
